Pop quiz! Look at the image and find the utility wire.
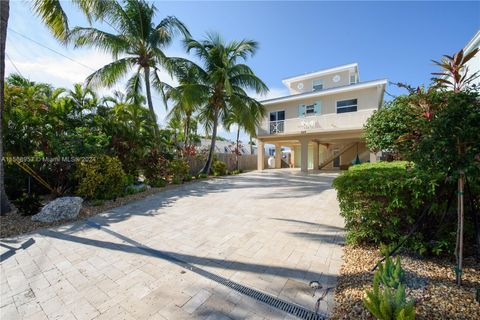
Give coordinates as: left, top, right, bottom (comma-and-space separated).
7, 27, 167, 105
8, 27, 95, 72
6, 53, 23, 77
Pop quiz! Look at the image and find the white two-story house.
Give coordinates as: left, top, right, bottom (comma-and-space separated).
256, 63, 387, 172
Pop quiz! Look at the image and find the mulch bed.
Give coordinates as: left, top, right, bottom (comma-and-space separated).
331, 244, 480, 319
0, 179, 204, 238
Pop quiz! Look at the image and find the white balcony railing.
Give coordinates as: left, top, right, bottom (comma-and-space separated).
257, 108, 376, 136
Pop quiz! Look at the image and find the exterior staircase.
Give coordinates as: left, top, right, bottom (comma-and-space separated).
318, 142, 357, 170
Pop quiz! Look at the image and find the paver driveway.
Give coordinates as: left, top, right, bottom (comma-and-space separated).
1, 169, 345, 320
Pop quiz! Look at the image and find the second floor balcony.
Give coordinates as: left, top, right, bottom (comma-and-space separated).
257, 108, 376, 137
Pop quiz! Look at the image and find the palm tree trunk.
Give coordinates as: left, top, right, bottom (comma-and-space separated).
249, 135, 253, 155
201, 107, 219, 175
184, 114, 191, 146
0, 0, 11, 215
236, 126, 240, 170
143, 66, 159, 139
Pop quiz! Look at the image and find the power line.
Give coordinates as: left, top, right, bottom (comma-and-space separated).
7, 27, 168, 106
8, 27, 95, 72
6, 53, 23, 76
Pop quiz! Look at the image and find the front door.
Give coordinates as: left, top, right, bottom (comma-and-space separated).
333, 149, 340, 168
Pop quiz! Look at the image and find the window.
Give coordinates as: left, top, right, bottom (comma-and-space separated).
337, 99, 358, 113
305, 104, 316, 115
350, 74, 356, 85
313, 79, 323, 91
270, 110, 285, 121
270, 110, 285, 134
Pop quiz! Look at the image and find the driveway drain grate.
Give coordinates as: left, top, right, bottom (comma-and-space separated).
81, 221, 325, 320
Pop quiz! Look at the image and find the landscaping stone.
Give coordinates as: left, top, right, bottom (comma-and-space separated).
31, 197, 83, 223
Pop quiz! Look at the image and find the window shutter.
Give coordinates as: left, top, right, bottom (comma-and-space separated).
298, 104, 306, 117
314, 101, 321, 114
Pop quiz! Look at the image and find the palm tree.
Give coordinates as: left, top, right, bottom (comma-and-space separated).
68, 0, 190, 139
224, 97, 265, 170
1, 0, 110, 214
164, 64, 206, 146
184, 33, 268, 174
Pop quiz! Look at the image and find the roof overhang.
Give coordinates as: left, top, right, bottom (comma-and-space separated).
261, 79, 387, 105
282, 63, 358, 87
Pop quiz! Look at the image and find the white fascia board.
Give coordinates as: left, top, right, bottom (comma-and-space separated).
262, 79, 387, 105
282, 63, 358, 86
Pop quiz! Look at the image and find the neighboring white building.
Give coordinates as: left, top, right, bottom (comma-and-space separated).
197, 138, 254, 155
462, 30, 480, 87
256, 63, 387, 172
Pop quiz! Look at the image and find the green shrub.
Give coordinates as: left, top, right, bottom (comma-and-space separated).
147, 177, 167, 188
76, 155, 127, 200
91, 199, 104, 206
211, 160, 227, 176
142, 154, 169, 182
230, 169, 242, 175
197, 173, 208, 179
332, 161, 436, 245
364, 256, 415, 320
171, 176, 182, 185
168, 159, 190, 181
184, 175, 193, 182
13, 193, 42, 216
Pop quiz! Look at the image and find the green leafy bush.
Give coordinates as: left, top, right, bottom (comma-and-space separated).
146, 177, 167, 188
230, 169, 242, 175
184, 175, 193, 182
364, 256, 415, 320
76, 155, 128, 200
211, 160, 227, 176
197, 173, 208, 179
13, 193, 42, 216
168, 159, 190, 181
332, 161, 436, 245
171, 176, 182, 185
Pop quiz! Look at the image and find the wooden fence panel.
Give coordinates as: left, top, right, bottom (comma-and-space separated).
186, 154, 258, 175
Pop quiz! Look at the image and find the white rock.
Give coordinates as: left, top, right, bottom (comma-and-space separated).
31, 197, 83, 222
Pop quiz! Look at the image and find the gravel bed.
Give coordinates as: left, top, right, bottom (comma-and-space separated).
0, 179, 204, 238
331, 245, 480, 319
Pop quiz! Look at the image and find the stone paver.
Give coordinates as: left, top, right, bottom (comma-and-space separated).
1, 169, 344, 319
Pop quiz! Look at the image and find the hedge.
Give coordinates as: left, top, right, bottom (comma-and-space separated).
332, 161, 437, 245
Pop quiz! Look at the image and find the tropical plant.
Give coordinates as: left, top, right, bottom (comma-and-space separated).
183, 32, 268, 174
1, 0, 111, 214
224, 96, 265, 169
164, 63, 206, 147
68, 0, 190, 139
211, 160, 227, 176
431, 48, 479, 92
364, 256, 415, 320
76, 155, 128, 200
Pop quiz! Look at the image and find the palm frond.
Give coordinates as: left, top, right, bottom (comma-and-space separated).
68, 27, 130, 58
85, 57, 135, 88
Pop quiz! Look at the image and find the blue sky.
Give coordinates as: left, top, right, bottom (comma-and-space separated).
6, 1, 480, 141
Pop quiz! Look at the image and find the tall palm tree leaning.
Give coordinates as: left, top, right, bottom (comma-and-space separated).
1, 0, 110, 214
68, 0, 190, 140
183, 33, 268, 174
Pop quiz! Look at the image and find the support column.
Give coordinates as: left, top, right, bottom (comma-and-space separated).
369, 151, 377, 163
275, 144, 282, 169
257, 140, 265, 170
313, 142, 319, 170
290, 146, 295, 168
299, 138, 309, 173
